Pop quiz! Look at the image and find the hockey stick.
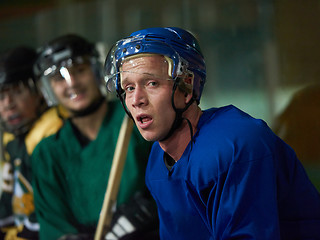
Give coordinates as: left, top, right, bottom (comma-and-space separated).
94, 115, 134, 240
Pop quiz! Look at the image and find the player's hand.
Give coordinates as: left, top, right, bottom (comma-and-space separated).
105, 191, 159, 240
16, 225, 39, 240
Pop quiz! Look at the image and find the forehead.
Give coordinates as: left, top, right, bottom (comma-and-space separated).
0, 82, 25, 92
121, 54, 169, 74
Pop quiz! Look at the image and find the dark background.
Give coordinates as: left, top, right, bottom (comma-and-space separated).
1, 0, 320, 189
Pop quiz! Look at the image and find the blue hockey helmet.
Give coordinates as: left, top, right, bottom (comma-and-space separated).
104, 27, 206, 104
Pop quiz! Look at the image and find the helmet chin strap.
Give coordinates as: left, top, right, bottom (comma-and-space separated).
159, 79, 194, 143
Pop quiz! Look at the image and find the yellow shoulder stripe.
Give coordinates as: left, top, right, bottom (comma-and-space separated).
25, 107, 64, 155
3, 132, 14, 145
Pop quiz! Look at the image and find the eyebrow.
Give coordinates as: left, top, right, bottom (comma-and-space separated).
120, 78, 129, 87
120, 71, 172, 87
120, 72, 151, 88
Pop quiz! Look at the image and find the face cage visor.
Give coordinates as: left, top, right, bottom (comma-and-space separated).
104, 37, 188, 95
38, 56, 105, 106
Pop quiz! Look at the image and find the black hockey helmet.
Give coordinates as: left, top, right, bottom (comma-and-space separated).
34, 34, 103, 106
0, 46, 38, 91
34, 34, 99, 78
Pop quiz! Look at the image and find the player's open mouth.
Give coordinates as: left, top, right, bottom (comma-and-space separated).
69, 92, 78, 100
139, 116, 151, 123
8, 113, 22, 125
67, 90, 84, 100
136, 114, 153, 129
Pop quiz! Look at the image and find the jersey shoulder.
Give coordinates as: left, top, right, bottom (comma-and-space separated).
187, 105, 278, 185
25, 107, 64, 155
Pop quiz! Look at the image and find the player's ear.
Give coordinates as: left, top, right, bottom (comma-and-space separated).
178, 72, 194, 103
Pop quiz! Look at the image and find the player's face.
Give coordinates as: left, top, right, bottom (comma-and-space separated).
49, 63, 101, 112
120, 55, 186, 141
0, 83, 40, 129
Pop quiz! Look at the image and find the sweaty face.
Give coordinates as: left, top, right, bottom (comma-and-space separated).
0, 83, 40, 131
120, 55, 185, 141
49, 63, 101, 113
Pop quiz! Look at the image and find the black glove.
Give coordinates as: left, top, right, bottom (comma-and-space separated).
105, 191, 159, 240
17, 225, 39, 240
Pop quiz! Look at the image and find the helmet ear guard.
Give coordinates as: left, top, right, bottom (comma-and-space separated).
177, 71, 194, 95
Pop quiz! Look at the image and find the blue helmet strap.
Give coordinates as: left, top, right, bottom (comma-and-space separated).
160, 77, 195, 143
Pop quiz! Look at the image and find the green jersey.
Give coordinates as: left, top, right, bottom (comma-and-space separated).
31, 100, 152, 240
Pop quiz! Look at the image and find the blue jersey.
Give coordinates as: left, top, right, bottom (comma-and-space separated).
146, 105, 320, 240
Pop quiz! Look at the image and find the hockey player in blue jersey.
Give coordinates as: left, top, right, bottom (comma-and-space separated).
104, 27, 320, 240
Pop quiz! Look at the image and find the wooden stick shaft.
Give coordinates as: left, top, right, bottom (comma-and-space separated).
94, 115, 134, 240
